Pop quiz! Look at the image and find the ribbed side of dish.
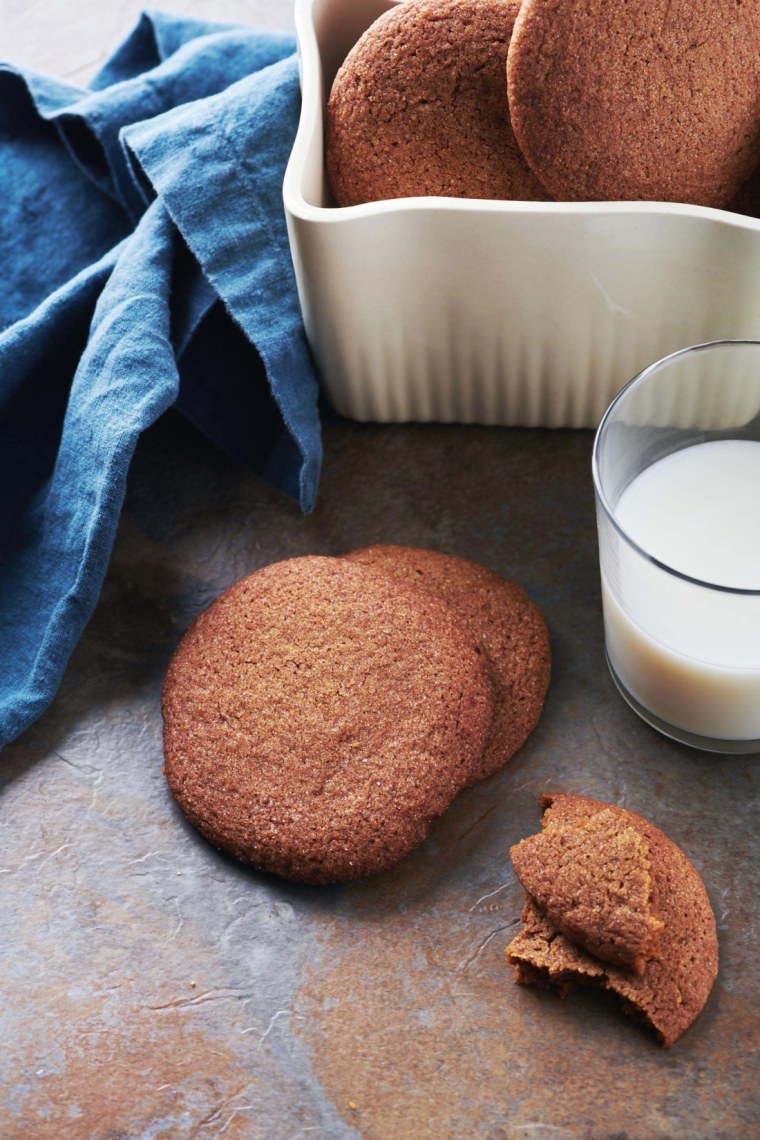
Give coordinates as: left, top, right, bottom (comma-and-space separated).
307, 290, 760, 429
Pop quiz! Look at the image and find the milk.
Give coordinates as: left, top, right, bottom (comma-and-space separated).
601, 439, 760, 742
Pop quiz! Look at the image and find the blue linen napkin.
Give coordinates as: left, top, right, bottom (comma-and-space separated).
0, 11, 322, 749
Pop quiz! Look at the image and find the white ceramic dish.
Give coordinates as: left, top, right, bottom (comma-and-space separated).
283, 0, 760, 427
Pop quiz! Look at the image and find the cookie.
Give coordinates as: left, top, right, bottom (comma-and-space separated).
510, 806, 664, 974
344, 545, 550, 783
506, 794, 719, 1046
507, 0, 760, 207
325, 0, 551, 206
162, 555, 496, 884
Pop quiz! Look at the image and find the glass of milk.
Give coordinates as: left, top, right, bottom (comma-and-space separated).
592, 339, 760, 753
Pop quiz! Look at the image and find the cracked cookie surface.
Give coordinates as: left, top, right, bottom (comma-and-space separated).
506, 793, 719, 1046
507, 0, 760, 207
162, 555, 495, 884
326, 0, 550, 206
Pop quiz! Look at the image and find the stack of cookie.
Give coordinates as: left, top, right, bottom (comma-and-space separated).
506, 793, 720, 1046
326, 0, 760, 210
162, 547, 550, 884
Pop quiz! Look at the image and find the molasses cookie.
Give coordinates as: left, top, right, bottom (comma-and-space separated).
506, 793, 719, 1046
162, 556, 496, 884
344, 545, 550, 783
510, 805, 664, 974
326, 0, 551, 206
507, 0, 760, 207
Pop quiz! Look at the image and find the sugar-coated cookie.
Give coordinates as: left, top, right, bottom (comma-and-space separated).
162, 556, 495, 884
507, 0, 760, 207
326, 0, 551, 206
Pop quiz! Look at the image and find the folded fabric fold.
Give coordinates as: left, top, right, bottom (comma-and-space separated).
0, 11, 322, 749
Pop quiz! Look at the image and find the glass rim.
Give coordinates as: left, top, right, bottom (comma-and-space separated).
591, 338, 760, 598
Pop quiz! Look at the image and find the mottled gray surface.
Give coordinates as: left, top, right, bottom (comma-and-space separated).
2, 3, 759, 1138
3, 413, 758, 1138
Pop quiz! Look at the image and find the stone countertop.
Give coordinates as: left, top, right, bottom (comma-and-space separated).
1, 3, 758, 1137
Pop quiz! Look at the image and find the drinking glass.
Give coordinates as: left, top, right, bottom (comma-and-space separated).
592, 339, 760, 753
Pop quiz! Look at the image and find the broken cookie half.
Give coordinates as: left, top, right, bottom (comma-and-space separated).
506, 793, 719, 1047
